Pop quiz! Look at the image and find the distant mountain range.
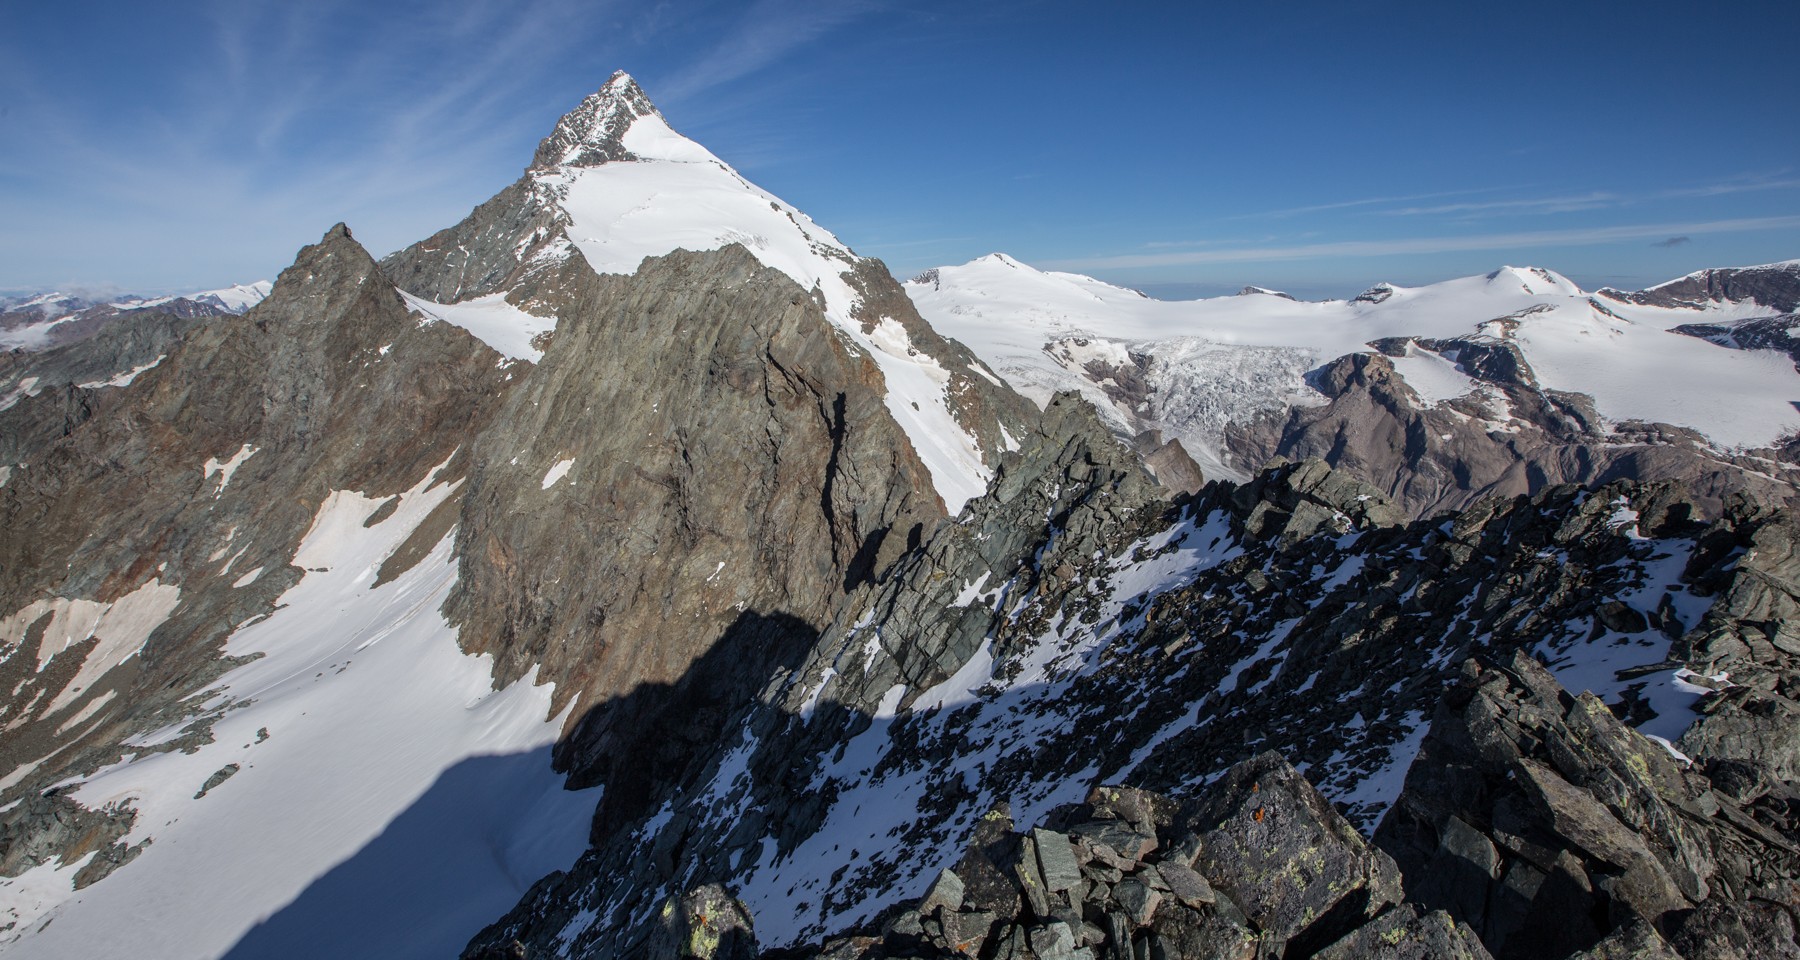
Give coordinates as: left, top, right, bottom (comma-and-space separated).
1, 282, 272, 351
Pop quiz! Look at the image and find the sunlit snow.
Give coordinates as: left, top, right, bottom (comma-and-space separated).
0, 461, 596, 960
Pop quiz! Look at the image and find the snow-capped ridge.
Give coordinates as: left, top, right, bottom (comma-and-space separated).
908, 251, 1800, 468
117, 280, 273, 315
530, 71, 711, 168
1486, 265, 1583, 296
1353, 282, 1401, 304
1649, 258, 1800, 290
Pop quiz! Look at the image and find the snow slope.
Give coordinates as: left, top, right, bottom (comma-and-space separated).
401, 290, 556, 362
0, 460, 596, 960
907, 256, 1800, 474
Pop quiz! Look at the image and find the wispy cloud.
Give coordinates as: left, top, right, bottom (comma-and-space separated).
1043, 216, 1800, 270
1652, 236, 1692, 248
656, 0, 879, 104
1228, 175, 1800, 226
1659, 175, 1800, 199
1385, 192, 1619, 216
1224, 187, 1512, 221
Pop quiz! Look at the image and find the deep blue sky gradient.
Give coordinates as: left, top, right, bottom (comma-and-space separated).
2, 0, 1796, 298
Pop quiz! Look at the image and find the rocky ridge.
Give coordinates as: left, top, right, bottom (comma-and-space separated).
625, 646, 1796, 960
466, 388, 1799, 958
0, 222, 517, 839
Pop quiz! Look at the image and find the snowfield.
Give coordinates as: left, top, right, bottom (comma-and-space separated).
0, 461, 596, 960
907, 255, 1800, 476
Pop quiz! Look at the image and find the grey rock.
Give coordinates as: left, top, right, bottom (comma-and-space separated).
1311, 905, 1493, 960
1029, 921, 1078, 960
1113, 878, 1162, 926
1188, 752, 1402, 947
918, 868, 964, 915
1033, 828, 1083, 893
1153, 861, 1216, 908
193, 763, 240, 799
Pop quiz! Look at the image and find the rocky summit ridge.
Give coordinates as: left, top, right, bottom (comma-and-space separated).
531, 70, 665, 169
1, 72, 1797, 960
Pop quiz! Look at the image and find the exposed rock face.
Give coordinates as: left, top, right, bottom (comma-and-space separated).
1376, 652, 1799, 960
1601, 261, 1800, 314
1226, 342, 1800, 518
0, 223, 514, 815
531, 70, 663, 169
379, 178, 569, 304
0, 790, 147, 891
443, 245, 945, 800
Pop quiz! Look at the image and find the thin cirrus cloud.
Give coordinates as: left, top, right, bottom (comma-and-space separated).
1221, 186, 1515, 222
1045, 216, 1800, 271
1384, 192, 1619, 216
1381, 177, 1800, 219
1218, 176, 1800, 227
654, 0, 881, 104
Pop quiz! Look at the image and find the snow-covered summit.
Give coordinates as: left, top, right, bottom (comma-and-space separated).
1485, 265, 1583, 297
394, 72, 1007, 513
530, 71, 710, 168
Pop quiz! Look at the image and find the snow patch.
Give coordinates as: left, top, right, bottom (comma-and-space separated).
541, 458, 575, 490
400, 291, 555, 363
202, 445, 258, 495
1, 460, 597, 960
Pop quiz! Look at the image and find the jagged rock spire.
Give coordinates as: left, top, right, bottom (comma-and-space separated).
530, 70, 662, 169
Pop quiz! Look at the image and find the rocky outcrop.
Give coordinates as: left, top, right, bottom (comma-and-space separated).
1673, 314, 1800, 373
1601, 262, 1800, 314
1226, 342, 1799, 518
380, 178, 569, 304
586, 611, 1796, 960
1671, 499, 1800, 784
1376, 652, 1799, 960
655, 760, 1490, 960
0, 790, 147, 891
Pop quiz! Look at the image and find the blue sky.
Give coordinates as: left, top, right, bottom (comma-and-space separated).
3, 0, 1796, 299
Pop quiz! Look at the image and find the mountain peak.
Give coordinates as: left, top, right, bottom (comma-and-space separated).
530, 71, 664, 170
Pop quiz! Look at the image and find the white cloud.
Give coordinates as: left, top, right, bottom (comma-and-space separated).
1044, 216, 1800, 270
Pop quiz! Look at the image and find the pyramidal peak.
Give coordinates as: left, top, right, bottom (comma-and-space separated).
530, 70, 709, 169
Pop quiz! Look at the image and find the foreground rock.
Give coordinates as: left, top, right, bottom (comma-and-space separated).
657, 757, 1490, 960
1377, 653, 1800, 959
